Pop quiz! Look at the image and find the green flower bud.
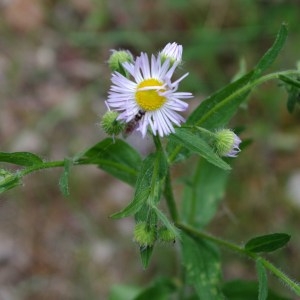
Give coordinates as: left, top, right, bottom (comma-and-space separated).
100, 110, 125, 136
133, 222, 156, 247
108, 50, 134, 76
214, 129, 241, 157
158, 226, 176, 243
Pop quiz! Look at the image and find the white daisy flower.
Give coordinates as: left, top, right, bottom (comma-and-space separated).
106, 52, 192, 138
159, 42, 183, 65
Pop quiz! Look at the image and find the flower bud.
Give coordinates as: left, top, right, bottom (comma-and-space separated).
100, 110, 125, 136
108, 50, 134, 76
159, 42, 183, 65
133, 222, 156, 247
214, 129, 241, 157
158, 227, 176, 243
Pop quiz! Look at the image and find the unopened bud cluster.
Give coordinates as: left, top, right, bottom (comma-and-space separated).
133, 222, 176, 247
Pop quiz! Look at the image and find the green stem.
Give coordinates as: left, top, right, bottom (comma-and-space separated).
152, 134, 163, 150
176, 223, 249, 257
164, 170, 179, 223
19, 160, 65, 177
260, 258, 300, 296
152, 134, 179, 222
177, 222, 300, 296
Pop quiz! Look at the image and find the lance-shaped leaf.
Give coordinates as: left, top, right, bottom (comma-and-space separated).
279, 74, 300, 113
187, 70, 255, 130
76, 138, 142, 186
0, 152, 43, 167
169, 128, 231, 170
253, 23, 288, 79
245, 233, 291, 253
139, 245, 154, 270
188, 24, 288, 130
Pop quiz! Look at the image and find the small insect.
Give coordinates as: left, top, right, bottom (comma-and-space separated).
123, 110, 145, 137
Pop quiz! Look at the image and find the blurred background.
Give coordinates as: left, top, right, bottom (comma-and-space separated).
0, 0, 300, 299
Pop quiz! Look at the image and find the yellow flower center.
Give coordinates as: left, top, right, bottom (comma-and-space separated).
135, 79, 166, 111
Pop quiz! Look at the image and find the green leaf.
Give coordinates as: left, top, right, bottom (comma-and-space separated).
0, 152, 43, 167
286, 87, 300, 113
257, 259, 268, 300
111, 151, 168, 219
182, 158, 230, 228
168, 128, 231, 170
245, 233, 291, 253
253, 23, 288, 79
222, 280, 291, 300
187, 70, 255, 130
140, 245, 154, 270
278, 74, 300, 113
167, 71, 254, 163
109, 284, 141, 300
134, 277, 177, 300
182, 233, 225, 300
76, 138, 142, 186
59, 158, 72, 197
0, 170, 21, 194
279, 74, 300, 89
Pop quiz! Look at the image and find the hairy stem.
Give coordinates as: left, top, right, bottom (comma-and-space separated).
19, 160, 65, 177
164, 170, 179, 223
152, 134, 179, 222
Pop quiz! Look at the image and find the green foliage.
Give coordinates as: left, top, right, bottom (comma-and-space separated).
245, 233, 291, 253
257, 259, 268, 300
252, 23, 288, 79
109, 284, 141, 300
187, 70, 255, 130
0, 151, 43, 166
0, 169, 21, 194
76, 138, 142, 186
133, 277, 177, 300
279, 74, 300, 113
181, 158, 229, 228
2, 23, 300, 299
111, 149, 168, 219
168, 127, 231, 170
182, 234, 224, 300
222, 280, 291, 300
139, 245, 154, 270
